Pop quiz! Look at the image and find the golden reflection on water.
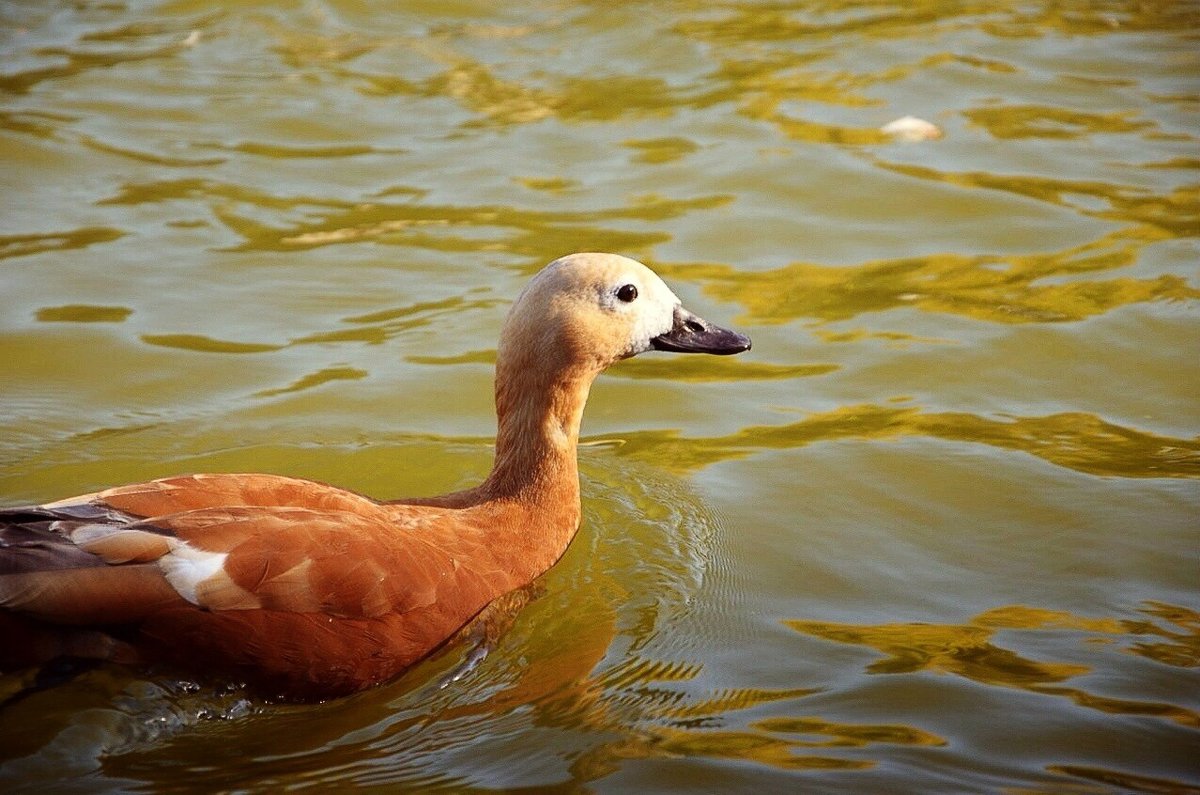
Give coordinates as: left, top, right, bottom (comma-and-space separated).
622, 136, 700, 165
357, 54, 689, 128
34, 305, 132, 323
0, 38, 185, 95
786, 602, 1200, 730
658, 226, 1198, 326
136, 295, 498, 353
409, 349, 837, 383
552, 664, 941, 778
612, 358, 838, 383
0, 227, 125, 259
873, 162, 1200, 238
96, 176, 731, 264
80, 135, 227, 167
253, 366, 367, 398
963, 104, 1155, 139
569, 686, 947, 775
1043, 765, 1200, 795
1118, 602, 1200, 669
611, 403, 1200, 479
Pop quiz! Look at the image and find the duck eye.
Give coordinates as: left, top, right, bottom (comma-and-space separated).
616, 284, 638, 303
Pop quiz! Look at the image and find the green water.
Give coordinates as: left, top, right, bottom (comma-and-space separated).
1, 1, 1198, 792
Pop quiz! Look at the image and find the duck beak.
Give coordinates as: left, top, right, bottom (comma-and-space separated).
651, 306, 752, 355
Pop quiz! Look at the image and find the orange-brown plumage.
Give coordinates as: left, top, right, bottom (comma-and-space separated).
0, 253, 749, 700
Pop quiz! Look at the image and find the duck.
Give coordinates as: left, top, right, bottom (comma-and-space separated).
0, 253, 750, 701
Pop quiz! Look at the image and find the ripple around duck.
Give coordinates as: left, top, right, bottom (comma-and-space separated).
1, 451, 947, 790
0, 668, 260, 792
3, 453, 814, 791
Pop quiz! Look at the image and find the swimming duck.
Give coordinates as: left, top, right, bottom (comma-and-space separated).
0, 253, 750, 700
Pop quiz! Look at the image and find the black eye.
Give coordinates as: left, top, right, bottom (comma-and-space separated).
616, 284, 638, 303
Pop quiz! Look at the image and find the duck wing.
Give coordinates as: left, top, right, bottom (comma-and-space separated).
1, 475, 457, 623
0, 473, 513, 700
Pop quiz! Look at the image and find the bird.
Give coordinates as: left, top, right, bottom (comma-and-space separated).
0, 252, 750, 701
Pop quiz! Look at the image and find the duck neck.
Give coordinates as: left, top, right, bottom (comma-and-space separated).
481, 356, 596, 507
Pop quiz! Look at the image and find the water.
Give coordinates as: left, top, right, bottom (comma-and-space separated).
1, 1, 1197, 792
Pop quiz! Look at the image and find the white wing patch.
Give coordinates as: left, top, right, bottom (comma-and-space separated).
157, 541, 229, 606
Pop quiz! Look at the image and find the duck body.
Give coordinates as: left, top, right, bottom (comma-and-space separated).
0, 253, 749, 700
2, 473, 574, 699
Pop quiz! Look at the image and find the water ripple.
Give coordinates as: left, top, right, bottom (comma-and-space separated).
785, 602, 1200, 729
35, 305, 132, 323
0, 228, 125, 260
873, 162, 1200, 237
1, 1, 1196, 791
611, 403, 1200, 479
658, 227, 1198, 326
97, 177, 731, 263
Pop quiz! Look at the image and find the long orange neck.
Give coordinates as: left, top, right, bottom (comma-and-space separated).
481, 353, 595, 510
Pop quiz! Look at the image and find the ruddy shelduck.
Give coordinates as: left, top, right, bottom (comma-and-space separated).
0, 253, 750, 700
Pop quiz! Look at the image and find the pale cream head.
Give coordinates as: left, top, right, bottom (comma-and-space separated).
513, 253, 680, 360
498, 252, 750, 379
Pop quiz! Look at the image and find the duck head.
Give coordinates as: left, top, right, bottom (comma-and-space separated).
486, 253, 750, 499
499, 253, 750, 376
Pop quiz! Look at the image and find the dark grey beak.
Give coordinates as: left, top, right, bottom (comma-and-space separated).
651, 306, 751, 355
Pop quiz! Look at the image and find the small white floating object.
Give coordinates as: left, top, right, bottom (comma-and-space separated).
182, 30, 201, 47
881, 115, 942, 142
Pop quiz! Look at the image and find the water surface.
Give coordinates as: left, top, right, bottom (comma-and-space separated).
1, 1, 1198, 792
